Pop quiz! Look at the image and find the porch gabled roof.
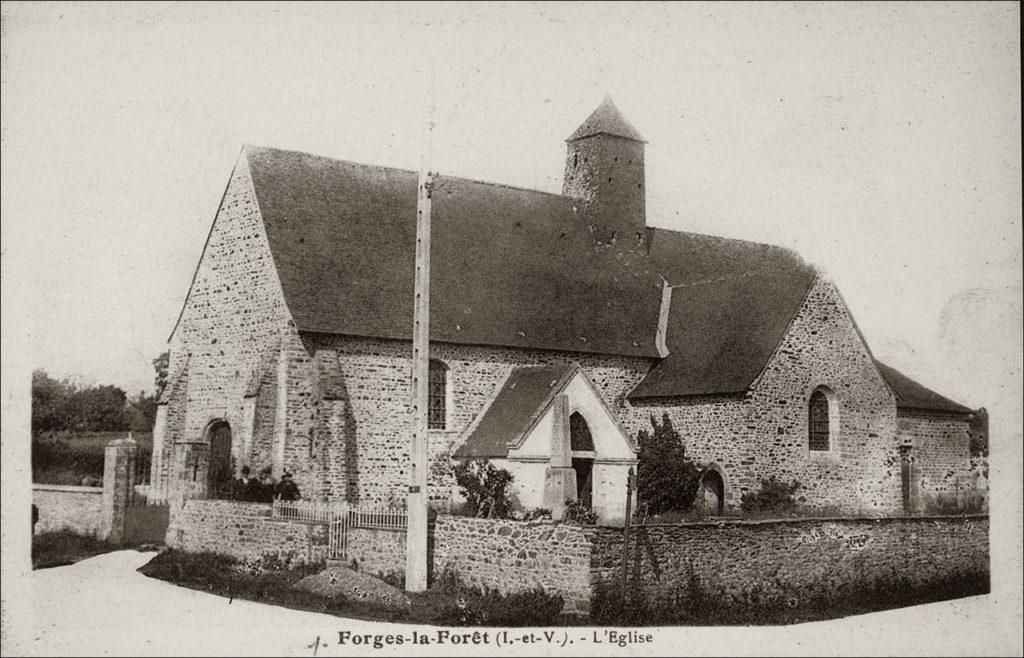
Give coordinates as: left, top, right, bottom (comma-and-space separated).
452, 365, 576, 459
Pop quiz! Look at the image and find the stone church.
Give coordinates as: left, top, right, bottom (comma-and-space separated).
151, 97, 980, 524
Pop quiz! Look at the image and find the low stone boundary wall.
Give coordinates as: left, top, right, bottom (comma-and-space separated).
432, 516, 592, 614
346, 527, 406, 577
589, 515, 990, 606
431, 514, 988, 615
166, 500, 327, 565
33, 484, 103, 536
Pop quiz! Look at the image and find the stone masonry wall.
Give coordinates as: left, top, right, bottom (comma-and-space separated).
304, 334, 652, 504
166, 500, 327, 565
631, 276, 902, 513
345, 527, 406, 577
32, 485, 103, 536
590, 516, 989, 607
897, 409, 977, 503
159, 153, 293, 495
432, 516, 593, 614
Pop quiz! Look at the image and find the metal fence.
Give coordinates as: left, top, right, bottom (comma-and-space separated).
271, 499, 350, 524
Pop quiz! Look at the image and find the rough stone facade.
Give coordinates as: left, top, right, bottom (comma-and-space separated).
302, 334, 651, 505
590, 516, 989, 606
156, 155, 293, 497
563, 133, 646, 244
153, 155, 978, 523
156, 264, 978, 518
32, 485, 103, 536
344, 527, 406, 577
430, 514, 988, 615
630, 276, 902, 513
166, 500, 328, 565
432, 516, 593, 614
896, 409, 976, 506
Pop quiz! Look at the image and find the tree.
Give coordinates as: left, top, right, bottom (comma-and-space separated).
153, 351, 170, 400
129, 391, 159, 432
31, 369, 131, 433
66, 384, 130, 432
453, 459, 515, 518
636, 413, 702, 515
31, 370, 75, 435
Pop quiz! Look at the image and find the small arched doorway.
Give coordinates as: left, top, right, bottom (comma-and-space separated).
206, 420, 233, 499
570, 411, 595, 508
698, 467, 725, 516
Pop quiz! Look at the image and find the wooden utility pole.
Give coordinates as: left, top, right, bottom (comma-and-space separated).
620, 466, 636, 597
405, 158, 434, 592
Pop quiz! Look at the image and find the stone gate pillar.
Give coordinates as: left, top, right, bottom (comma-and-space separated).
99, 434, 138, 544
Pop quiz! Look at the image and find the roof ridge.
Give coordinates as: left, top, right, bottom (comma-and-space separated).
247, 144, 568, 201
245, 144, 418, 177
435, 174, 568, 200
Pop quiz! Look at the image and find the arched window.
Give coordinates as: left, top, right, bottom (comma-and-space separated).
808, 388, 831, 451
427, 360, 448, 430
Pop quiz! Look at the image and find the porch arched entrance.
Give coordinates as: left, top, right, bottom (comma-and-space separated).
205, 420, 233, 499
570, 411, 595, 508
698, 466, 726, 515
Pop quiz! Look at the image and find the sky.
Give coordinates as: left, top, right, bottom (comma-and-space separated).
2, 2, 1021, 441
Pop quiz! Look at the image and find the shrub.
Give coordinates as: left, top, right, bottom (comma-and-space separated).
430, 567, 563, 626
518, 507, 552, 522
236, 550, 303, 574
562, 499, 597, 525
452, 459, 515, 519
636, 413, 702, 514
740, 476, 801, 514
922, 491, 987, 516
375, 570, 405, 589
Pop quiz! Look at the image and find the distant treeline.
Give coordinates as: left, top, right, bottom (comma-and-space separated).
31, 352, 168, 436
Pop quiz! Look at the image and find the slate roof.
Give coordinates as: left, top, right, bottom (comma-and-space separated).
875, 362, 973, 415
645, 228, 808, 286
452, 365, 576, 458
629, 265, 818, 398
189, 142, 963, 406
246, 146, 665, 358
567, 96, 646, 143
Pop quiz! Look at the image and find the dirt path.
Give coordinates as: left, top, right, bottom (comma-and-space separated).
24, 550, 417, 657
11, 550, 1003, 656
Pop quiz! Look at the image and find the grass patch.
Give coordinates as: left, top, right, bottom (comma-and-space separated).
589, 568, 991, 626
32, 531, 120, 569
33, 431, 152, 485
138, 550, 986, 626
139, 550, 565, 626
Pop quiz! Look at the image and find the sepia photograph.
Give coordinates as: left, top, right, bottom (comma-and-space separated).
1, 2, 1020, 656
